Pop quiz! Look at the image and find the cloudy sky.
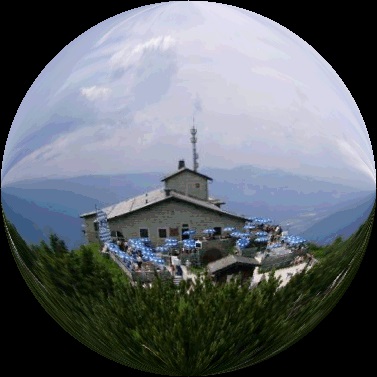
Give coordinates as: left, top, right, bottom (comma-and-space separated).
2, 1, 375, 190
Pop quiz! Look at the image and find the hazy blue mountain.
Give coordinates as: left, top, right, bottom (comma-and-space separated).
1, 191, 85, 249
1, 173, 163, 249
203, 165, 374, 192
203, 165, 370, 205
299, 192, 375, 245
2, 192, 47, 245
2, 173, 163, 205
204, 166, 373, 235
2, 165, 374, 248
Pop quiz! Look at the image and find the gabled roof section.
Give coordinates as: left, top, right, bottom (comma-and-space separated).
208, 197, 226, 206
80, 188, 167, 219
207, 255, 260, 275
169, 191, 246, 220
80, 187, 247, 221
161, 167, 213, 182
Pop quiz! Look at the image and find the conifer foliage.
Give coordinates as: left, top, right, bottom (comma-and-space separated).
3, 203, 375, 375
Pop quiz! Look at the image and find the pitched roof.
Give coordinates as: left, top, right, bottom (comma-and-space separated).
161, 167, 213, 182
80, 188, 167, 219
169, 191, 243, 219
80, 187, 247, 221
207, 255, 260, 275
208, 196, 226, 205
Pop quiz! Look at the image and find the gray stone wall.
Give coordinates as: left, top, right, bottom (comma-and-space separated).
82, 214, 98, 244
108, 199, 244, 245
200, 238, 234, 254
260, 249, 307, 271
164, 170, 208, 201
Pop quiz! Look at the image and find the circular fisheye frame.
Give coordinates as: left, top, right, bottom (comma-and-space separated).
2, 2, 375, 376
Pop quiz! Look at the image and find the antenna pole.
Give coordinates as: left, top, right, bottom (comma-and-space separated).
190, 116, 199, 172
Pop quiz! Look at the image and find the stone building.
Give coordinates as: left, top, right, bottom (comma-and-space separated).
207, 254, 260, 284
80, 159, 248, 245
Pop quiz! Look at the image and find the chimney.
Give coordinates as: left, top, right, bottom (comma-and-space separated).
178, 159, 185, 169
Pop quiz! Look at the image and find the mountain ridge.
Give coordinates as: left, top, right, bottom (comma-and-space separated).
2, 165, 375, 248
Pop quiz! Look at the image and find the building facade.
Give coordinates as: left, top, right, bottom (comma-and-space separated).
80, 159, 248, 245
162, 165, 211, 201
207, 255, 260, 284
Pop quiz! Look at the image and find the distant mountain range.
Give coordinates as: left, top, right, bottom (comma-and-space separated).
299, 192, 376, 244
1, 191, 86, 249
1, 165, 375, 249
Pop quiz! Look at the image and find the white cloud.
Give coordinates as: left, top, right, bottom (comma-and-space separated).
80, 85, 111, 101
134, 35, 175, 53
3, 2, 374, 191
109, 35, 175, 70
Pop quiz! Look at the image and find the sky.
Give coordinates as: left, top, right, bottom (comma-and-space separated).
1, 1, 375, 190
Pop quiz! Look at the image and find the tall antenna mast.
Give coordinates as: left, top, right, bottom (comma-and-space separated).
190, 116, 199, 172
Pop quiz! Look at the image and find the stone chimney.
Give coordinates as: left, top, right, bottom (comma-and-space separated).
178, 159, 185, 169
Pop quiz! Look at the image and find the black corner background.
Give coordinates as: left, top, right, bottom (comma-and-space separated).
1, 1, 375, 376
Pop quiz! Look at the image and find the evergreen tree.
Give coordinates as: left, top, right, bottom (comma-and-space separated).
3, 203, 374, 375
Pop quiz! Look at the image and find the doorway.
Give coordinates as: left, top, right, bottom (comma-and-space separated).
182, 223, 189, 240
214, 227, 222, 237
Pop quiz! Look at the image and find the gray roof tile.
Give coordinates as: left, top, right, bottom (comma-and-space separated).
208, 255, 260, 274
80, 188, 247, 221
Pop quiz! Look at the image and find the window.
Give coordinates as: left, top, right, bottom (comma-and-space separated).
158, 228, 167, 238
111, 230, 125, 240
195, 183, 200, 188
182, 224, 190, 240
140, 228, 149, 238
169, 227, 179, 237
94, 221, 99, 231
